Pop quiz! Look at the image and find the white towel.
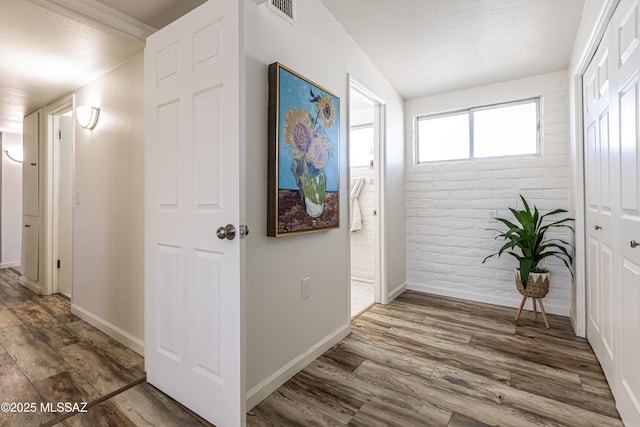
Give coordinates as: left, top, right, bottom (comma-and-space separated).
350, 177, 365, 231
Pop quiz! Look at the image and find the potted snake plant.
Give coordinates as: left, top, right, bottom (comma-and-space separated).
483, 195, 574, 297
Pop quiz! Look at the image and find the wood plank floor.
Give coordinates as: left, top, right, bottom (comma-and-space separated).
248, 291, 623, 427
0, 268, 212, 427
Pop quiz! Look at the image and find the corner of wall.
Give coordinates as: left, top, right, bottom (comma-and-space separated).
245, 321, 350, 410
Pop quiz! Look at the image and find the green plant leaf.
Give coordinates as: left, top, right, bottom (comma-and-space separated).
484, 194, 575, 289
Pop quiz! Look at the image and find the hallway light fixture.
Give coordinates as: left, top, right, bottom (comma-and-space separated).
76, 106, 100, 130
4, 148, 23, 163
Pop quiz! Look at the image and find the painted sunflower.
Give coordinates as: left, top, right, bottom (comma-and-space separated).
283, 108, 313, 158
317, 94, 336, 129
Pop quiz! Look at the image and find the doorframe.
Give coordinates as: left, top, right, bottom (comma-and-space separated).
44, 95, 75, 296
348, 77, 386, 306
570, 0, 619, 338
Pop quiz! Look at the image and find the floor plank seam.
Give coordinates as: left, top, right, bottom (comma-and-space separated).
40, 376, 147, 427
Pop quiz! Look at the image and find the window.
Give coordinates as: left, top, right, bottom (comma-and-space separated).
350, 124, 374, 167
416, 98, 540, 163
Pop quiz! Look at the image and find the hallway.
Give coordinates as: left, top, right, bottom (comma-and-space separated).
0, 268, 210, 426
0, 266, 625, 426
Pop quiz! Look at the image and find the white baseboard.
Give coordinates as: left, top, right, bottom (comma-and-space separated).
351, 276, 374, 284
406, 282, 570, 317
246, 322, 350, 410
386, 281, 407, 304
71, 303, 144, 355
18, 275, 45, 294
1, 261, 21, 269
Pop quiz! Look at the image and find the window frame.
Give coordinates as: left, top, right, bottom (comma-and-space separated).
349, 122, 375, 168
415, 97, 541, 164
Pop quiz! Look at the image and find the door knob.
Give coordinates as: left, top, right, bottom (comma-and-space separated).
631, 240, 639, 248
595, 225, 602, 230
216, 224, 236, 240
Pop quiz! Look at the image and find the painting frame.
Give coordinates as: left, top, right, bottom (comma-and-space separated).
267, 63, 340, 237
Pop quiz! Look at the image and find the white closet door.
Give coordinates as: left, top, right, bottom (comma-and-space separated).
583, 26, 616, 383
21, 219, 38, 282
611, 0, 640, 421
22, 110, 39, 217
584, 0, 640, 423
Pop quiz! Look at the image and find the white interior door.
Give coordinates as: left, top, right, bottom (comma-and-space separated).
611, 0, 640, 420
583, 27, 616, 382
22, 110, 39, 217
22, 218, 39, 282
583, 0, 640, 423
144, 1, 244, 426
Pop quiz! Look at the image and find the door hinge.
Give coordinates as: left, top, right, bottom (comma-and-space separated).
58, 130, 62, 140
57, 260, 61, 269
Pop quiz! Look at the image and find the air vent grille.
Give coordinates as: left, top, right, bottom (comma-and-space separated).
268, 0, 295, 24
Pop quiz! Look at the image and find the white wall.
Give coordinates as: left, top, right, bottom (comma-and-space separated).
72, 54, 144, 353
1, 132, 23, 268
244, 0, 405, 408
405, 71, 573, 316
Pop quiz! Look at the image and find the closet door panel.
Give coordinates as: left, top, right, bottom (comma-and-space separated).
21, 218, 39, 282
22, 110, 39, 217
584, 27, 616, 381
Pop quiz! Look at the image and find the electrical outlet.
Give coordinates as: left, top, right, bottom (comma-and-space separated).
488, 210, 497, 223
302, 277, 311, 299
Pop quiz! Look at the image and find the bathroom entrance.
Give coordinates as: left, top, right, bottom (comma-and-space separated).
349, 81, 381, 317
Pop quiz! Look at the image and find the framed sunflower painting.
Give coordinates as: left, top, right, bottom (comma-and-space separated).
267, 62, 340, 237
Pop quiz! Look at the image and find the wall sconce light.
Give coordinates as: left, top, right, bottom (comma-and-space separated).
4, 148, 23, 163
76, 106, 100, 130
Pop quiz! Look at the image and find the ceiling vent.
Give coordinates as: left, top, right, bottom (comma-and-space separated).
267, 0, 295, 25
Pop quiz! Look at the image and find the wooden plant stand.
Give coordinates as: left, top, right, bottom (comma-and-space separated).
515, 295, 550, 328
515, 270, 551, 328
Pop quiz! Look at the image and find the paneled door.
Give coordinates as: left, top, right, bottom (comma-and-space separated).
583, 26, 616, 383
583, 0, 640, 423
144, 1, 244, 426
611, 0, 640, 421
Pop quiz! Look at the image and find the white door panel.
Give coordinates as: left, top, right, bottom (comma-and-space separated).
620, 258, 640, 418
22, 219, 39, 282
614, 0, 640, 421
145, 1, 243, 426
584, 0, 640, 423
584, 26, 616, 381
22, 110, 39, 217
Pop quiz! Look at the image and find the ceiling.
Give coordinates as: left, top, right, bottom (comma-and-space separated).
93, 0, 206, 29
0, 0, 205, 134
323, 0, 585, 100
1, 0, 585, 135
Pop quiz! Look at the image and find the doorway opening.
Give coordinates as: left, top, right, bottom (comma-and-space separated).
349, 81, 382, 318
49, 104, 74, 298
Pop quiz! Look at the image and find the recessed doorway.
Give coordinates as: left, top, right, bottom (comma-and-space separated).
349, 81, 382, 318
50, 105, 74, 298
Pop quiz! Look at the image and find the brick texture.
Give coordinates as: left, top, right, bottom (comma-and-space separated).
404, 71, 573, 316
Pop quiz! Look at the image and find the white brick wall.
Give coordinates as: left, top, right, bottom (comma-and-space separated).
350, 167, 375, 282
405, 71, 573, 316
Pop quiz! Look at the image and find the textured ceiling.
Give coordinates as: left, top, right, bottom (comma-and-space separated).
0, 0, 205, 134
1, 0, 585, 134
95, 0, 206, 29
323, 0, 585, 100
